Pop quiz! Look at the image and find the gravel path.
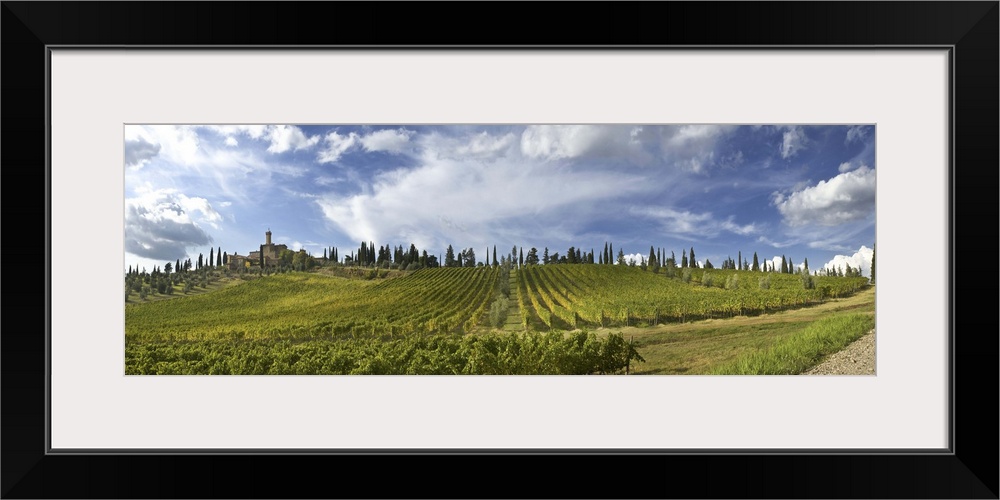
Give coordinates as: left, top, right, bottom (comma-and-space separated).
801, 329, 876, 375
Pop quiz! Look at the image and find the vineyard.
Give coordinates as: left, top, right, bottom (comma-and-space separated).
126, 267, 501, 343
515, 265, 869, 329
125, 264, 871, 375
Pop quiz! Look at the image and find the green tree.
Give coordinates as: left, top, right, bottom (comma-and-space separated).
525, 247, 539, 266
493, 245, 498, 267
689, 247, 696, 268
445, 245, 456, 267
781, 255, 788, 274
209, 247, 214, 268
463, 248, 477, 268
681, 250, 688, 268
164, 262, 172, 274
543, 247, 549, 265
870, 245, 875, 284
752, 252, 759, 272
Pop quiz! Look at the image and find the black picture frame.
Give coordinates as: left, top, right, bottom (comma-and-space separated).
3, 2, 996, 498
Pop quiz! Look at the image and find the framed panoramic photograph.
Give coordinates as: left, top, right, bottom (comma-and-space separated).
5, 2, 997, 498
122, 122, 877, 378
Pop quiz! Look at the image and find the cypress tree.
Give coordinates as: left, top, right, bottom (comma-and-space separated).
689, 247, 696, 268
752, 252, 759, 272
681, 250, 688, 268
781, 255, 788, 274
209, 248, 214, 268
519, 247, 524, 268
870, 245, 875, 284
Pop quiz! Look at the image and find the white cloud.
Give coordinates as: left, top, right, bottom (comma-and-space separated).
773, 164, 875, 227
359, 128, 415, 154
846, 125, 869, 144
315, 155, 646, 251
317, 131, 360, 164
631, 207, 758, 238
126, 125, 201, 167
124, 136, 161, 168
630, 206, 713, 234
779, 126, 808, 159
125, 188, 220, 260
757, 236, 795, 249
766, 255, 805, 272
658, 125, 735, 172
265, 125, 320, 153
520, 125, 651, 163
224, 136, 239, 147
822, 246, 873, 277
453, 131, 516, 159
720, 217, 758, 236
615, 252, 646, 266
838, 161, 854, 173
520, 125, 606, 160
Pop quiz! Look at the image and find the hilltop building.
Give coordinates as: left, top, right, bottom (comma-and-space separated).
227, 229, 288, 270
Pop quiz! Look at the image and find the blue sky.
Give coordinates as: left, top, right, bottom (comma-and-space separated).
124, 124, 875, 276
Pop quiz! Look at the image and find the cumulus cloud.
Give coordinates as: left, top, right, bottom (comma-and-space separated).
125, 188, 219, 260
124, 136, 161, 168
779, 126, 808, 159
359, 128, 415, 154
616, 252, 646, 266
773, 164, 875, 227
838, 161, 855, 173
822, 246, 873, 277
265, 125, 320, 153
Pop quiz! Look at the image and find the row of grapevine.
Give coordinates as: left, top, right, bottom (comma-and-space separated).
126, 268, 501, 343
516, 265, 869, 329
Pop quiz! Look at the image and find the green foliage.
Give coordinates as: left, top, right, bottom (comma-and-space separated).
126, 330, 646, 375
489, 295, 511, 328
681, 268, 692, 283
710, 313, 874, 374
702, 272, 713, 287
725, 274, 739, 290
758, 273, 772, 290
800, 269, 816, 289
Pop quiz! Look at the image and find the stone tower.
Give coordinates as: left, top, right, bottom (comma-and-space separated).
266, 229, 272, 245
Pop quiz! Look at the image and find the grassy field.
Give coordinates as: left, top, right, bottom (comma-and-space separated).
125, 266, 874, 375
611, 287, 875, 374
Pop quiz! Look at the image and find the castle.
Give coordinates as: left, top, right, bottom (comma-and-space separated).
226, 229, 288, 270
